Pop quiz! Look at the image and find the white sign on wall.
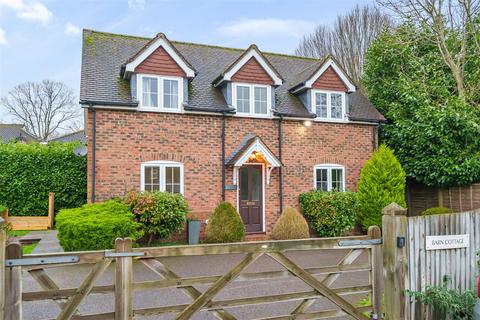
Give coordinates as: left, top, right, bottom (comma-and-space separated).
425, 234, 470, 250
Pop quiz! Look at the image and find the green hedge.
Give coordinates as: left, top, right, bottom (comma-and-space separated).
299, 191, 357, 237
0, 142, 87, 216
56, 200, 142, 251
421, 207, 453, 216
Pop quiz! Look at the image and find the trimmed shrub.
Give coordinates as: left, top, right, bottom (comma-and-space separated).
123, 191, 188, 244
206, 202, 245, 243
299, 191, 357, 237
272, 207, 310, 240
56, 200, 142, 251
357, 144, 406, 230
421, 207, 453, 216
0, 142, 87, 216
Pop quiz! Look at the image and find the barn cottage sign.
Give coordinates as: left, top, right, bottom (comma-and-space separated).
425, 234, 470, 250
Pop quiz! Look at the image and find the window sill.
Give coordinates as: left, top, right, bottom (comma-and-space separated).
313, 118, 348, 124
137, 107, 183, 114
233, 113, 273, 119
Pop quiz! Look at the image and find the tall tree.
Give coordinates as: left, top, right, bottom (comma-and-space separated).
1, 80, 80, 141
363, 23, 480, 187
295, 5, 392, 82
377, 0, 480, 103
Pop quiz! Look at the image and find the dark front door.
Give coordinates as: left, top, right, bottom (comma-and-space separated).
239, 165, 263, 233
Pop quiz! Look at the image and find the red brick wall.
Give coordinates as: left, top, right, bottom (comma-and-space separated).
231, 57, 274, 85
135, 46, 186, 77
87, 110, 374, 238
312, 66, 347, 91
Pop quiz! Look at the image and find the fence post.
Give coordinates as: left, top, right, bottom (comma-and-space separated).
368, 226, 383, 319
48, 192, 54, 229
5, 242, 22, 320
0, 218, 6, 320
115, 238, 133, 320
382, 203, 408, 320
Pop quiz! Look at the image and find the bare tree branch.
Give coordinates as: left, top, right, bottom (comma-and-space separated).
376, 0, 480, 100
1, 80, 80, 141
295, 5, 392, 82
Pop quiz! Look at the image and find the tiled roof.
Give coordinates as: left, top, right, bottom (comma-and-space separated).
80, 29, 385, 122
0, 124, 37, 143
50, 130, 87, 144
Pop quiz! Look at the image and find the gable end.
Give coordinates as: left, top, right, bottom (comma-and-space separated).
312, 66, 347, 91
231, 57, 274, 85
135, 46, 186, 77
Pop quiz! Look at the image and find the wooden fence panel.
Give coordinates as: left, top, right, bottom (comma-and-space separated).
406, 209, 480, 319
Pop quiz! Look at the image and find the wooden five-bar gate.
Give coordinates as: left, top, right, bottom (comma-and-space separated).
0, 219, 383, 320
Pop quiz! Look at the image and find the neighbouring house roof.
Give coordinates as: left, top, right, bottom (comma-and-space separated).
80, 29, 385, 122
225, 134, 281, 167
50, 130, 87, 144
0, 124, 37, 143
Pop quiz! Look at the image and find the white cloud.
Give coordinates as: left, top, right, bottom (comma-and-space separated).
218, 18, 315, 39
64, 23, 80, 36
128, 0, 145, 10
0, 0, 52, 25
0, 27, 7, 45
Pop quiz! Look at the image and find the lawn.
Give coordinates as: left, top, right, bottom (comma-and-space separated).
22, 243, 37, 254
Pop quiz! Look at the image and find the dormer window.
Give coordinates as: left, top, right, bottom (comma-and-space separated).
313, 90, 345, 121
138, 74, 183, 111
233, 83, 271, 117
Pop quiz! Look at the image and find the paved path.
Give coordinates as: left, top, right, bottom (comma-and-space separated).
21, 230, 63, 254
21, 248, 369, 319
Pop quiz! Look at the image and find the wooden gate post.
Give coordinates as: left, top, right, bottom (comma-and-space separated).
5, 242, 22, 320
368, 226, 383, 319
48, 192, 54, 229
0, 218, 6, 320
115, 238, 133, 320
382, 203, 408, 320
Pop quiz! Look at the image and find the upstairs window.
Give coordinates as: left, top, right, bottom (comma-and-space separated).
312, 91, 345, 121
138, 74, 183, 111
141, 161, 184, 194
233, 83, 271, 117
314, 164, 345, 191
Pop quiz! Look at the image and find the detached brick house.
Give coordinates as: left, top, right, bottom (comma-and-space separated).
80, 30, 385, 239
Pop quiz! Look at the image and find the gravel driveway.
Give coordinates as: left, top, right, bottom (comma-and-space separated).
22, 249, 370, 319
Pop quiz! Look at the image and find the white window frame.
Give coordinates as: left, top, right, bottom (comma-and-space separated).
137, 73, 184, 112
232, 82, 272, 118
311, 90, 346, 122
313, 164, 345, 192
140, 160, 184, 194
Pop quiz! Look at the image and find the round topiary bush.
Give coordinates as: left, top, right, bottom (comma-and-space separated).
299, 191, 358, 237
421, 207, 453, 216
272, 207, 310, 240
357, 144, 406, 230
206, 202, 245, 243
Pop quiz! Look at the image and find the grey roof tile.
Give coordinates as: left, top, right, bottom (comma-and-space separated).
50, 130, 87, 144
80, 30, 385, 122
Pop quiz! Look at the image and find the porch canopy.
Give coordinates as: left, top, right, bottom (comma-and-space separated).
225, 134, 281, 185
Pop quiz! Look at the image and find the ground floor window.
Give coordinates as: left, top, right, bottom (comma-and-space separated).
141, 161, 184, 194
314, 164, 345, 191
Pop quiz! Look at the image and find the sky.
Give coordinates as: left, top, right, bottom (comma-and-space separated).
0, 0, 374, 123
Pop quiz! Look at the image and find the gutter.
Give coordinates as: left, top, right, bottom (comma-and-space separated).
348, 116, 387, 124
80, 100, 139, 107
184, 105, 236, 114
273, 111, 316, 119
